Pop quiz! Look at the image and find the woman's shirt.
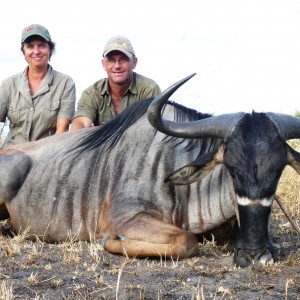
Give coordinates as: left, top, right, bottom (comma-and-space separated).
0, 65, 76, 148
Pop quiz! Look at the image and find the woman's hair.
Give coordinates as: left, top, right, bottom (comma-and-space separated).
21, 35, 56, 60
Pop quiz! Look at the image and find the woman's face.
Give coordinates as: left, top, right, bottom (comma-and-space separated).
23, 38, 51, 68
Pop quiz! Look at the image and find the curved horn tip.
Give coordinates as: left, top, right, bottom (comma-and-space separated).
188, 72, 197, 78
182, 73, 197, 83
167, 73, 197, 94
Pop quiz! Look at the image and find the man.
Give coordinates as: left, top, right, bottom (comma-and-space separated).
71, 35, 161, 129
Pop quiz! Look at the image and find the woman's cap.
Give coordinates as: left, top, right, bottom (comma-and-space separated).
21, 24, 52, 43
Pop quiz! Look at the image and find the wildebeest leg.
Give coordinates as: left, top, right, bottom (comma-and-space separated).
0, 151, 32, 215
102, 213, 199, 259
0, 152, 32, 193
0, 203, 9, 220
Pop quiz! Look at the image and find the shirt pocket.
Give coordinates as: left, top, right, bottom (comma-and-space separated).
43, 100, 60, 124
7, 106, 20, 125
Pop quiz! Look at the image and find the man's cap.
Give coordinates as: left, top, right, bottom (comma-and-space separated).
21, 24, 52, 43
103, 35, 135, 58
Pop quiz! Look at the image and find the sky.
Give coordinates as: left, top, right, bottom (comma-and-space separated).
1, 0, 300, 116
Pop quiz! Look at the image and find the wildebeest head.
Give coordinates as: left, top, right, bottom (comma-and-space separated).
148, 73, 300, 267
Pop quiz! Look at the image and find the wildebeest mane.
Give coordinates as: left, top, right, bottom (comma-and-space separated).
72, 98, 213, 154
73, 98, 154, 153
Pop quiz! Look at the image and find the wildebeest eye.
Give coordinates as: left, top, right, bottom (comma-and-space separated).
227, 167, 236, 179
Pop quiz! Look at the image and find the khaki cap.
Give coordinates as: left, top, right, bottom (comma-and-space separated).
103, 35, 135, 58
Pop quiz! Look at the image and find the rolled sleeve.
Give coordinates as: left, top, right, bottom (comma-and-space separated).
57, 78, 76, 120
134, 73, 161, 99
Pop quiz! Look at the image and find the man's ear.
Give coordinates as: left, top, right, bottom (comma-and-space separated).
132, 56, 138, 69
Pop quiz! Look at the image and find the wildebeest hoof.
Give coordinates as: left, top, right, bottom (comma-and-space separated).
116, 234, 126, 241
0, 220, 15, 237
99, 234, 111, 247
233, 248, 274, 268
98, 234, 126, 246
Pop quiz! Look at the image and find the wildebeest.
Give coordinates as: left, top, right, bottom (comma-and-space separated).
0, 74, 299, 268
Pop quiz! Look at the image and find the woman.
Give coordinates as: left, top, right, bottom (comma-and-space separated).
0, 24, 76, 149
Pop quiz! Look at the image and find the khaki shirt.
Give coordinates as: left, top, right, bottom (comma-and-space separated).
74, 72, 161, 125
0, 65, 76, 148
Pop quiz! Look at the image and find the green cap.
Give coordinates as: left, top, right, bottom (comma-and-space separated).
21, 24, 51, 43
103, 35, 135, 58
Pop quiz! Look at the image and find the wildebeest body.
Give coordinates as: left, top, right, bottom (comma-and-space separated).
0, 100, 236, 254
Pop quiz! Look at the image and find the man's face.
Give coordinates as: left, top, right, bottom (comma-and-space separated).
102, 51, 137, 86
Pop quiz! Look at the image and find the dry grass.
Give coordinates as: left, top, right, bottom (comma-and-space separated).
0, 148, 299, 299
276, 141, 300, 235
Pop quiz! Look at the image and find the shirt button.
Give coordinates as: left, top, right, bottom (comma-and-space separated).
30, 107, 34, 111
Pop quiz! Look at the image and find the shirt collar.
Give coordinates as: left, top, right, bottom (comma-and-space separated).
21, 64, 54, 99
22, 64, 54, 85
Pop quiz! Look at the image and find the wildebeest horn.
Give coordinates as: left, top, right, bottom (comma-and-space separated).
266, 112, 300, 141
147, 74, 245, 139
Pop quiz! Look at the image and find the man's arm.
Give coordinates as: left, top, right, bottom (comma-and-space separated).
71, 116, 93, 131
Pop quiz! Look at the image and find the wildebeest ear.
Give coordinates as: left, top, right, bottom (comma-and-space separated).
286, 143, 300, 174
165, 145, 225, 185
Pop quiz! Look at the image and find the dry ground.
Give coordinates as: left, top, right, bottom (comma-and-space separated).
0, 167, 299, 299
